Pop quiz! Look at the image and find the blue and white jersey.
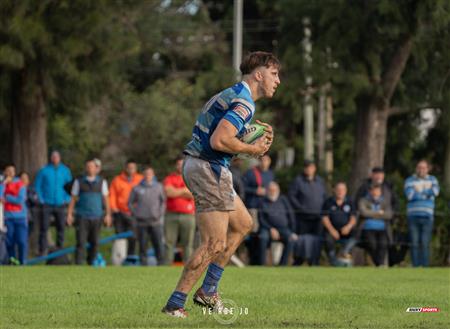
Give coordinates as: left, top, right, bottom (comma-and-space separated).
404, 174, 439, 218
184, 81, 255, 167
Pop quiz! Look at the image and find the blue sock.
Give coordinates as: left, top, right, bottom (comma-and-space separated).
201, 263, 224, 295
166, 291, 187, 309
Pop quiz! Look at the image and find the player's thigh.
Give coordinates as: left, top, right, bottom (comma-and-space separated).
196, 211, 229, 245
227, 195, 253, 234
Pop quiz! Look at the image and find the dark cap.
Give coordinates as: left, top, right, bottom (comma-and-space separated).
371, 167, 384, 173
303, 159, 315, 167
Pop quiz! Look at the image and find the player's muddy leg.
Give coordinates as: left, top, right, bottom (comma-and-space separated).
213, 196, 253, 268
174, 211, 229, 293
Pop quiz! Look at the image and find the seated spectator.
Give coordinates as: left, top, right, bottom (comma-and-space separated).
67, 159, 112, 265
2, 164, 28, 265
257, 182, 296, 266
358, 183, 393, 267
129, 167, 166, 265
322, 182, 357, 266
404, 160, 439, 267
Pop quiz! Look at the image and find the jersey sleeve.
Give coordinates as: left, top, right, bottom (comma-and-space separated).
223, 101, 254, 133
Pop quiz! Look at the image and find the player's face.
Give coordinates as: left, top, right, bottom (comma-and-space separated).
258, 65, 280, 98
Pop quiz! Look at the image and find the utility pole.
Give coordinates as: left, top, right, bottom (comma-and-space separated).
302, 17, 314, 161
233, 0, 243, 81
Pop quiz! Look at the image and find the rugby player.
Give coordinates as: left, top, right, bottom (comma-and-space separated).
162, 51, 281, 318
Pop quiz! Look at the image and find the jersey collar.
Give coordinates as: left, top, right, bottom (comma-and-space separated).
241, 81, 252, 97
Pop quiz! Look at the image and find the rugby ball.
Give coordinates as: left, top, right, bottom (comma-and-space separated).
240, 123, 266, 144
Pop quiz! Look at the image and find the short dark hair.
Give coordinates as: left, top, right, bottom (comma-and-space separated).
126, 159, 137, 165
371, 167, 384, 173
240, 51, 281, 75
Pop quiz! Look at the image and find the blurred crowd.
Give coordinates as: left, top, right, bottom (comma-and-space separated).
0, 150, 443, 268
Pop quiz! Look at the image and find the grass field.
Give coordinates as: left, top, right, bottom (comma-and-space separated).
1, 266, 448, 329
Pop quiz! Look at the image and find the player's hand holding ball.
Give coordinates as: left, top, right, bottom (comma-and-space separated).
240, 119, 274, 157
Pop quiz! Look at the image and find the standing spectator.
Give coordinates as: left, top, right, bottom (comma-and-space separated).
355, 167, 399, 214
288, 160, 327, 265
163, 156, 195, 265
109, 159, 143, 257
404, 160, 440, 267
230, 158, 245, 200
19, 173, 40, 257
322, 182, 357, 266
67, 159, 112, 265
34, 151, 72, 255
2, 164, 28, 264
257, 182, 296, 266
358, 184, 393, 267
129, 167, 166, 265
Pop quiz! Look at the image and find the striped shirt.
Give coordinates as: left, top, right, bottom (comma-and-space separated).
184, 81, 255, 167
404, 174, 439, 218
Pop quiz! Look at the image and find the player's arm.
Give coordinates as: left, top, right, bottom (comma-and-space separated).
210, 119, 269, 157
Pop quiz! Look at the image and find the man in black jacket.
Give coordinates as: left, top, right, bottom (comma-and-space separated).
354, 167, 398, 213
288, 160, 327, 265
257, 182, 296, 265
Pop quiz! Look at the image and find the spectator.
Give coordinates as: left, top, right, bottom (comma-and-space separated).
19, 172, 40, 257
230, 158, 245, 200
288, 160, 327, 265
2, 164, 28, 264
355, 167, 399, 214
109, 159, 143, 257
34, 150, 72, 255
67, 159, 112, 265
163, 156, 195, 265
322, 182, 357, 266
404, 160, 439, 267
129, 167, 166, 265
243, 155, 274, 228
257, 182, 296, 266
358, 183, 393, 267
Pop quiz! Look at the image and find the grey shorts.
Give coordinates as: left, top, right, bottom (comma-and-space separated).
182, 155, 235, 213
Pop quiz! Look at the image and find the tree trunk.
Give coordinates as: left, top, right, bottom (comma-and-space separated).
349, 35, 413, 193
349, 104, 389, 192
11, 69, 47, 177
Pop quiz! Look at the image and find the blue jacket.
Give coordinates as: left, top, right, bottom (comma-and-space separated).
404, 174, 439, 218
35, 163, 72, 206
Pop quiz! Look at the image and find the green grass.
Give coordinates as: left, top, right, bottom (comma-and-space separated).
1, 267, 448, 329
